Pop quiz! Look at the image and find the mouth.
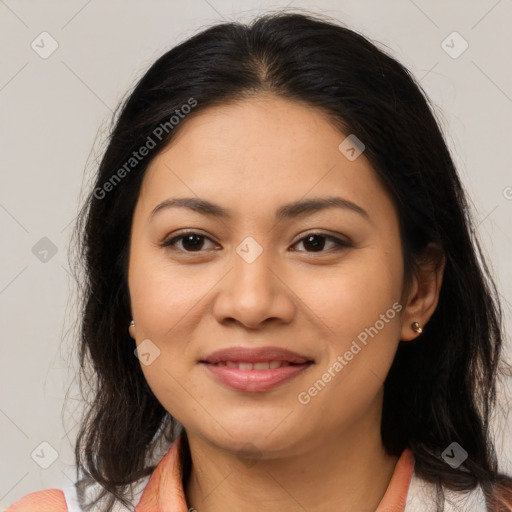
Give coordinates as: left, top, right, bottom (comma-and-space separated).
199, 346, 314, 392
206, 360, 298, 370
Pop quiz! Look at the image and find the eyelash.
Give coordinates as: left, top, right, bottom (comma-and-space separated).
161, 231, 351, 255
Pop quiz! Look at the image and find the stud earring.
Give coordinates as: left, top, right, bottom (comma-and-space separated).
129, 320, 135, 328
411, 321, 422, 334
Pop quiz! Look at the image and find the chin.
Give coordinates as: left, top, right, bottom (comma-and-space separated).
195, 417, 306, 457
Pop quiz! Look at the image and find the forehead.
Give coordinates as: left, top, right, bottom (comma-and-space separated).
152, 95, 346, 181
136, 95, 397, 225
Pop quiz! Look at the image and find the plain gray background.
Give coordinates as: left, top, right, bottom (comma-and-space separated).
1, 0, 511, 509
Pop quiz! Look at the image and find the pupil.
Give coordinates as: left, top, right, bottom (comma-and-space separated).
305, 235, 325, 252
183, 235, 203, 251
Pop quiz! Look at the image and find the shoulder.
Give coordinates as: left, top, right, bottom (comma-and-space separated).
4, 472, 152, 512
406, 471, 488, 511
4, 489, 67, 512
5, 482, 151, 512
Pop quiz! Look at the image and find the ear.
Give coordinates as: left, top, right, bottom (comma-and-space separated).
400, 243, 445, 341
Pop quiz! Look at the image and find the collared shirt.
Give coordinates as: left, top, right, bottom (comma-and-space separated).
6, 435, 487, 511
133, 435, 415, 512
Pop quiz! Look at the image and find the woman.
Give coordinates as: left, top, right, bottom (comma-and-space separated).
7, 11, 512, 512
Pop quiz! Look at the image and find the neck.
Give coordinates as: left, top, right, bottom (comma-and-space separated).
183, 411, 399, 512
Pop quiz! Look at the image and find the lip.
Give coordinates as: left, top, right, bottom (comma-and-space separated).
202, 346, 313, 364
200, 346, 314, 393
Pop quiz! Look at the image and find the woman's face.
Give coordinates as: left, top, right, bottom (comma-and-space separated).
128, 95, 408, 457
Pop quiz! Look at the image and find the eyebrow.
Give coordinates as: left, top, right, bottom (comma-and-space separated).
150, 196, 369, 222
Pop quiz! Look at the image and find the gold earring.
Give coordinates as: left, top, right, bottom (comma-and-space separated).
411, 321, 422, 334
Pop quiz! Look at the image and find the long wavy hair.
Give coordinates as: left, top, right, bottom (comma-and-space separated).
69, 11, 512, 511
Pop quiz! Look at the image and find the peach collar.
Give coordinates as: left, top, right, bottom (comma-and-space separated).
135, 435, 415, 512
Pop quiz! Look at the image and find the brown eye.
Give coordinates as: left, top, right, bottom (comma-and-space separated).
292, 233, 351, 253
162, 233, 217, 252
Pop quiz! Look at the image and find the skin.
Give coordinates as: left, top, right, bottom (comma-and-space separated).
127, 94, 444, 512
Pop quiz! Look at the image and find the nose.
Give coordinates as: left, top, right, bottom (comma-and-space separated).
211, 241, 296, 330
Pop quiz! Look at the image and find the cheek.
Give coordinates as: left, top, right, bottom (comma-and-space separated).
128, 246, 205, 420
312, 247, 403, 346
304, 246, 404, 415
128, 243, 210, 340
